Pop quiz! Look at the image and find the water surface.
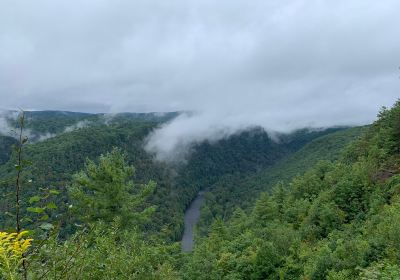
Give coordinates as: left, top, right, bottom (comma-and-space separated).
181, 191, 205, 252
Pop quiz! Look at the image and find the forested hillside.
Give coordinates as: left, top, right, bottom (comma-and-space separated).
197, 126, 367, 235
0, 112, 348, 241
1, 0, 397, 278
0, 136, 17, 165
183, 101, 400, 279
1, 101, 397, 279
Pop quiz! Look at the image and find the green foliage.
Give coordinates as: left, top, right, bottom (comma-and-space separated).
184, 100, 400, 279
2, 138, 180, 279
0, 112, 355, 242
197, 127, 365, 234
359, 260, 400, 280
27, 223, 181, 280
69, 148, 156, 227
3, 102, 398, 279
0, 119, 184, 239
0, 136, 17, 165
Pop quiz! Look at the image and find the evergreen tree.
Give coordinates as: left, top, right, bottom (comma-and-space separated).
69, 148, 156, 227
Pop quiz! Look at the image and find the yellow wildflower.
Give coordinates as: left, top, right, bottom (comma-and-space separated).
0, 231, 33, 280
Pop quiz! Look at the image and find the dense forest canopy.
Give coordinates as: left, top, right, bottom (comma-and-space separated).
183, 101, 400, 279
0, 100, 399, 279
1, 0, 398, 278
0, 111, 350, 240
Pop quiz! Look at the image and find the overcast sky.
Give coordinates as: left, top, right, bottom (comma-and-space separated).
1, 0, 400, 159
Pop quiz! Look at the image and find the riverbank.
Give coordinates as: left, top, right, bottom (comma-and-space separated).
181, 191, 205, 252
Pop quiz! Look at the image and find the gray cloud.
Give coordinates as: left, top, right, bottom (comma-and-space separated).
0, 111, 18, 137
35, 119, 92, 141
0, 110, 92, 142
1, 0, 400, 159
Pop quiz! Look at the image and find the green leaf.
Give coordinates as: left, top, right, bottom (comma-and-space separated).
39, 223, 54, 231
27, 207, 45, 213
23, 230, 34, 236
5, 211, 15, 217
49, 189, 60, 195
14, 164, 22, 171
40, 214, 49, 221
29, 196, 41, 204
22, 159, 33, 166
22, 217, 33, 223
46, 202, 57, 210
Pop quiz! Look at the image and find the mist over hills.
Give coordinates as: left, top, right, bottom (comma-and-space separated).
0, 110, 179, 142
1, 0, 400, 277
0, 110, 360, 239
0, 101, 399, 279
0, 109, 357, 162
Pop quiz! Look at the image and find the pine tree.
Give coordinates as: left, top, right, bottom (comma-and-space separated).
69, 148, 156, 228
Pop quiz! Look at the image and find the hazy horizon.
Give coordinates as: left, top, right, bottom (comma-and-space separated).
1, 0, 399, 159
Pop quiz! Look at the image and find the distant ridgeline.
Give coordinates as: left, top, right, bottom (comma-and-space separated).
0, 110, 179, 142
183, 101, 400, 280
1, 102, 399, 279
0, 109, 362, 241
196, 126, 367, 235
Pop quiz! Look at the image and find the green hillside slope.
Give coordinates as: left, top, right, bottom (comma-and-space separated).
197, 126, 366, 234
0, 112, 351, 241
2, 101, 398, 279
184, 101, 400, 280
0, 136, 17, 165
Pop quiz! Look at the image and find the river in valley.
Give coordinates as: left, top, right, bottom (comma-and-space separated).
181, 191, 205, 252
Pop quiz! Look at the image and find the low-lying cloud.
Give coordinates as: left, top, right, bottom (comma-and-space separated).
0, 111, 93, 142
1, 0, 400, 160
0, 110, 19, 138
35, 120, 92, 141
144, 84, 396, 161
